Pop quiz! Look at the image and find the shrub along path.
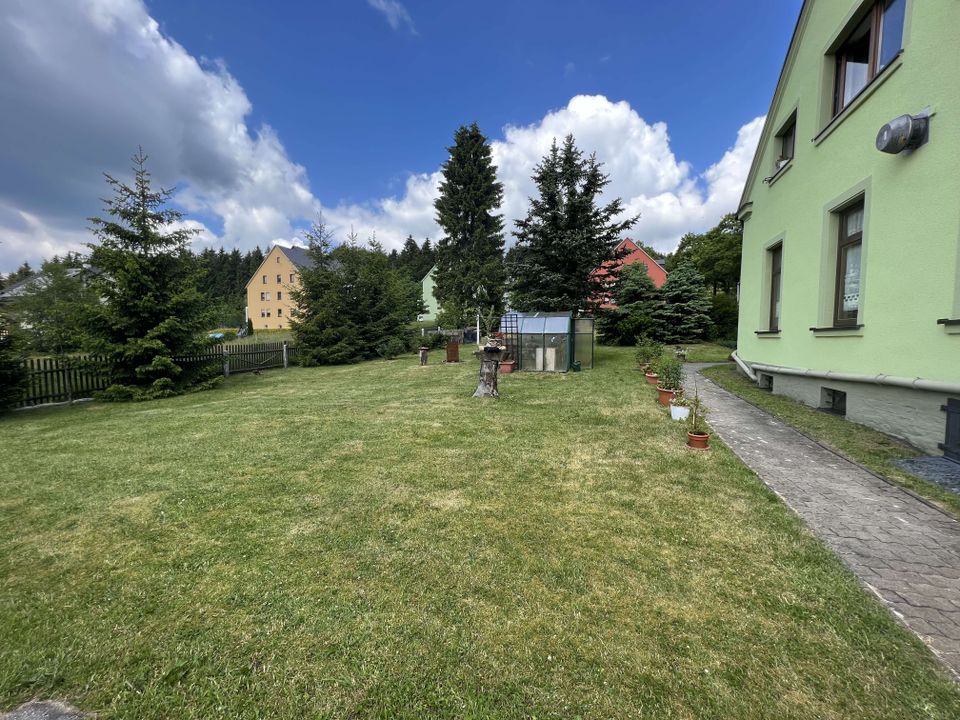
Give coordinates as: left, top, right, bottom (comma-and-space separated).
687, 363, 960, 678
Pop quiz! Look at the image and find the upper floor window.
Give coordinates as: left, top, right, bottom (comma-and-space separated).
775, 114, 796, 171
276, 255, 280, 263
277, 291, 282, 301
262, 274, 267, 284
289, 273, 296, 283
276, 274, 282, 283
833, 0, 905, 115
834, 201, 864, 327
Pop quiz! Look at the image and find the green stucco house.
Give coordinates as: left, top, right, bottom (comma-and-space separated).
736, 0, 960, 457
419, 264, 439, 322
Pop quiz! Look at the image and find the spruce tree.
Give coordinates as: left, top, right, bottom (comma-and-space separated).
596, 263, 663, 345
433, 123, 505, 326
86, 148, 212, 399
291, 221, 421, 365
507, 135, 637, 312
653, 261, 713, 343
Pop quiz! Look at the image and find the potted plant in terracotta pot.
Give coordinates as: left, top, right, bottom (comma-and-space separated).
635, 336, 663, 374
686, 392, 710, 449
670, 393, 690, 421
653, 356, 682, 406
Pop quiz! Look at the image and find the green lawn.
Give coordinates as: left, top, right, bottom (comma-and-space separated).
701, 364, 960, 519
2, 348, 959, 719
679, 342, 734, 363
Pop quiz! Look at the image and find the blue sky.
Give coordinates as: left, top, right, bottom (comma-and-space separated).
0, 0, 802, 272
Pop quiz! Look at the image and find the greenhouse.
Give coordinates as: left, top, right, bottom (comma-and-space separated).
499, 312, 594, 372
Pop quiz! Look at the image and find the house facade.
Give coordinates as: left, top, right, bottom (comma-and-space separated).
245, 245, 314, 330
593, 238, 668, 308
736, 0, 960, 456
418, 264, 439, 322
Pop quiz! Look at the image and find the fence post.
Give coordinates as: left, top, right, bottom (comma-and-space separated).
282, 342, 288, 369
223, 346, 230, 377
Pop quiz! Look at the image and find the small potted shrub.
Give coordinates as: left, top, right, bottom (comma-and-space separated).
636, 337, 664, 382
653, 356, 682, 406
687, 393, 710, 449
670, 393, 690, 421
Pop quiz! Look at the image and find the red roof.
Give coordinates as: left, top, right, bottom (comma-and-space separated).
593, 238, 668, 309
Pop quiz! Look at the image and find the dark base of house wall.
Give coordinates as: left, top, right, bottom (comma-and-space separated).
753, 371, 954, 457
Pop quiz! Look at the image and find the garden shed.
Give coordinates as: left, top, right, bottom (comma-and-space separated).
500, 312, 594, 372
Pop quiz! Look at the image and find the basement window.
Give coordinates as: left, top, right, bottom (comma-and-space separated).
757, 373, 774, 392
820, 387, 848, 416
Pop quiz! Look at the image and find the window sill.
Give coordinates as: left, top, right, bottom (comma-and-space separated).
938, 318, 960, 335
755, 330, 781, 337
765, 160, 793, 187
812, 54, 903, 147
810, 325, 864, 337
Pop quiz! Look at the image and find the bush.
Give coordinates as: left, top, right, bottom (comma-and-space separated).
0, 320, 26, 412
376, 336, 410, 360
413, 332, 446, 351
709, 292, 739, 341
652, 356, 683, 390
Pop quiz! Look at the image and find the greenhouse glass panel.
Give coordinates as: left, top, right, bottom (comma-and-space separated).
573, 317, 595, 369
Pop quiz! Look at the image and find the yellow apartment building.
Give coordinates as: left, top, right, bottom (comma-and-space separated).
244, 245, 314, 330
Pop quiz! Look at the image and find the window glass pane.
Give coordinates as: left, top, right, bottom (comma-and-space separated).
845, 206, 864, 237
878, 0, 905, 70
770, 246, 782, 330
840, 242, 862, 316
841, 15, 871, 106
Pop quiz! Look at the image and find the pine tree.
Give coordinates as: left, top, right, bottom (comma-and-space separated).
291, 221, 421, 365
653, 261, 713, 343
507, 135, 637, 312
86, 148, 212, 399
434, 123, 505, 326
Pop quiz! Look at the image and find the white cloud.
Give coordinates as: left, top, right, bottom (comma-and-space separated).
0, 0, 320, 271
322, 96, 764, 255
367, 0, 417, 35
0, 1, 763, 274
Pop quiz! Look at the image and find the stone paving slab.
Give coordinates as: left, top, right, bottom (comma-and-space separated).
686, 364, 960, 678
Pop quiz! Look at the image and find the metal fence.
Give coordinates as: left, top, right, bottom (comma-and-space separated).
14, 341, 298, 409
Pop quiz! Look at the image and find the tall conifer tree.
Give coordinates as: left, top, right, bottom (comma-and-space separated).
86, 148, 211, 398
507, 135, 637, 312
433, 123, 505, 326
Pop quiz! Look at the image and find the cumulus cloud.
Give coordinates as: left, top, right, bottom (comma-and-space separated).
325, 96, 764, 255
0, 1, 763, 274
0, 0, 319, 270
367, 0, 417, 35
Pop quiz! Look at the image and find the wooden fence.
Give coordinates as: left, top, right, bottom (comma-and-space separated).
18, 356, 113, 408
15, 341, 298, 409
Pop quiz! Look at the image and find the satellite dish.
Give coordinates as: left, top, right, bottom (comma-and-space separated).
876, 114, 929, 154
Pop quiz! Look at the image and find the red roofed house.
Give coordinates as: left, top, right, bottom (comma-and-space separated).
593, 238, 668, 309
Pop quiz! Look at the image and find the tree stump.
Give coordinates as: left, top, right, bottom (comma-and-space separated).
446, 340, 460, 363
419, 347, 429, 366
473, 348, 502, 398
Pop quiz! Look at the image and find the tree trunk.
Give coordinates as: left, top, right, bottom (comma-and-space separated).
473, 353, 500, 398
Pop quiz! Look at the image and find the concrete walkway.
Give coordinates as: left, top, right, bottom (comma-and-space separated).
686, 364, 960, 678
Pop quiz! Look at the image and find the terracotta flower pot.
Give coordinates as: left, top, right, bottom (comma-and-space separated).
687, 432, 710, 450
644, 372, 659, 385
657, 387, 676, 406
500, 360, 516, 374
